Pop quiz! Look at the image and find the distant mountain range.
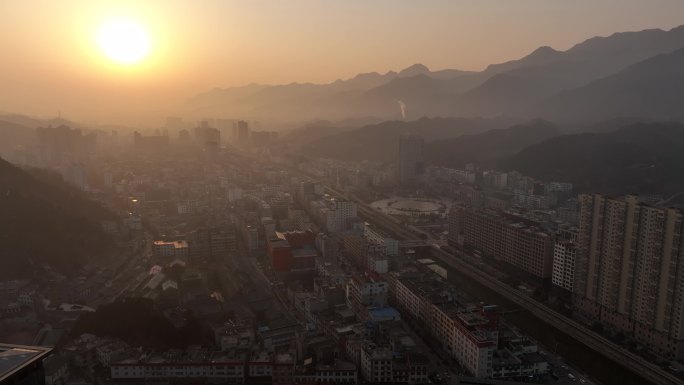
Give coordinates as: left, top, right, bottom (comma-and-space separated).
0, 158, 114, 278
299, 116, 521, 161
296, 114, 684, 196
189, 25, 684, 123
188, 63, 478, 122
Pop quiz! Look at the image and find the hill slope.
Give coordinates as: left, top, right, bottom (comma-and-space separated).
0, 120, 33, 156
0, 158, 115, 278
300, 116, 520, 161
425, 120, 560, 168
504, 122, 684, 195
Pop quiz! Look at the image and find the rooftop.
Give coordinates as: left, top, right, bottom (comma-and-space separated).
369, 307, 401, 320
318, 359, 356, 371
153, 240, 188, 249
0, 344, 52, 381
210, 350, 248, 363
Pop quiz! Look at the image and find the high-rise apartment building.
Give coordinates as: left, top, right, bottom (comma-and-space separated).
397, 135, 424, 184
551, 240, 576, 292
447, 204, 465, 247
194, 121, 221, 152
234, 120, 250, 145
36, 125, 91, 164
574, 194, 684, 359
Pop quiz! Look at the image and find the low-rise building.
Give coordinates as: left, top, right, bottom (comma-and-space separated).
360, 345, 393, 383
346, 272, 388, 314
152, 240, 189, 259
390, 271, 498, 378
111, 348, 247, 384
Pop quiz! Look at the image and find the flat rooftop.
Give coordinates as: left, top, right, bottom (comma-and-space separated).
0, 344, 52, 381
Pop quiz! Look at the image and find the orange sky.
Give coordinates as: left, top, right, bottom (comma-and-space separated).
1, 0, 684, 125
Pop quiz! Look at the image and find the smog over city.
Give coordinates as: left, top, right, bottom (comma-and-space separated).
2, 2, 684, 385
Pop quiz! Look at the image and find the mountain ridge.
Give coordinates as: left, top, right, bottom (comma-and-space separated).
503, 122, 684, 195
187, 25, 684, 124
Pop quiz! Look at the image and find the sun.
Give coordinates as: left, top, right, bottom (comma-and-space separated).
97, 18, 151, 65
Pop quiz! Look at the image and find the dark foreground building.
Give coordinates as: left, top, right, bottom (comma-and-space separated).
0, 344, 52, 385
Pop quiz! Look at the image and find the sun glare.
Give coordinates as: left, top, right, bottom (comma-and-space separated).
97, 18, 151, 65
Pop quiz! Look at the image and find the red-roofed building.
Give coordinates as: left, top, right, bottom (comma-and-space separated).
267, 231, 318, 273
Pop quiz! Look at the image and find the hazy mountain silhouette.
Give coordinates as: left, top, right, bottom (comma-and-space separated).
425, 120, 560, 168
0, 120, 33, 155
189, 25, 684, 124
0, 114, 81, 130
300, 116, 521, 161
0, 158, 115, 277
398, 63, 431, 77
187, 64, 475, 121
504, 122, 684, 195
580, 117, 649, 134
535, 47, 684, 122
453, 26, 684, 117
483, 46, 562, 75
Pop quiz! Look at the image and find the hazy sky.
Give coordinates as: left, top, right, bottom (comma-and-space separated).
1, 0, 683, 124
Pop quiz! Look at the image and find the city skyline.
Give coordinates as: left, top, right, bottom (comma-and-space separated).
2, 3, 684, 385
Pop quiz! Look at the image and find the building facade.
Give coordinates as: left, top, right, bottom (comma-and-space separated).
574, 194, 684, 359
462, 209, 554, 281
397, 135, 424, 185
551, 240, 576, 292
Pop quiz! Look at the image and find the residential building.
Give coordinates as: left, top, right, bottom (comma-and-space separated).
462, 209, 555, 281
574, 194, 684, 359
267, 231, 317, 274
360, 345, 393, 383
111, 349, 248, 384
364, 222, 399, 257
447, 205, 465, 247
346, 272, 388, 314
325, 199, 357, 233
389, 272, 498, 378
551, 240, 576, 292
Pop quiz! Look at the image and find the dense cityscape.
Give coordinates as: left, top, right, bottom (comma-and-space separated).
2, 2, 684, 385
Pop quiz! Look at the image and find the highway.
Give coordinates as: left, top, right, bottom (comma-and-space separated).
324, 184, 683, 385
